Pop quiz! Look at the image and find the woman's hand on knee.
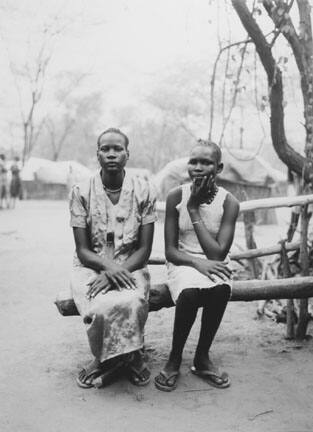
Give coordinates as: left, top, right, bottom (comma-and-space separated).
105, 263, 136, 291
193, 258, 232, 282
86, 271, 111, 299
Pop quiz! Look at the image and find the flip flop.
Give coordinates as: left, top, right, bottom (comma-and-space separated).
190, 366, 230, 389
126, 363, 151, 386
93, 359, 126, 388
154, 370, 180, 392
76, 367, 103, 389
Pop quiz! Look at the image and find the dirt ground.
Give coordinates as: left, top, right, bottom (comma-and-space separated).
1, 200, 313, 432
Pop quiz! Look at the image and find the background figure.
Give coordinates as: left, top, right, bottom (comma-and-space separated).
9, 156, 22, 209
0, 154, 9, 209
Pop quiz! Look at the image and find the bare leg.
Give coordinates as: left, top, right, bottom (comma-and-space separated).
163, 288, 200, 374
194, 284, 230, 371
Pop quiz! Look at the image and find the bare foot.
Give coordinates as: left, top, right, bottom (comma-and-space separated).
84, 358, 101, 374
162, 353, 182, 375
155, 354, 181, 392
193, 354, 219, 374
192, 354, 230, 388
76, 358, 102, 388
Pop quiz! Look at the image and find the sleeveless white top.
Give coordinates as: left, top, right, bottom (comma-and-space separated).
167, 183, 232, 303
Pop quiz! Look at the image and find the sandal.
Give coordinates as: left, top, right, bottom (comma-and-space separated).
76, 367, 103, 389
190, 366, 230, 389
127, 363, 151, 386
93, 358, 126, 388
124, 351, 151, 386
154, 370, 179, 392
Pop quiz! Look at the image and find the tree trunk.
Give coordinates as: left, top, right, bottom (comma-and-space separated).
231, 0, 308, 178
297, 0, 313, 163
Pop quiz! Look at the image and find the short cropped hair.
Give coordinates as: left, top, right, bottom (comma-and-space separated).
194, 139, 222, 164
97, 128, 129, 149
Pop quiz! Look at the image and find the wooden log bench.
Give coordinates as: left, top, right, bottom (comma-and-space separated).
55, 240, 312, 316
55, 276, 313, 316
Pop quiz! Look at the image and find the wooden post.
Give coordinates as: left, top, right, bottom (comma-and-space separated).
296, 204, 310, 339
279, 240, 295, 339
286, 299, 296, 339
243, 210, 260, 279
284, 175, 299, 339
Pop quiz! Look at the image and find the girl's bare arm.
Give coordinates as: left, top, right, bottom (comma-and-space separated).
165, 187, 233, 280
188, 194, 239, 260
73, 227, 115, 271
122, 222, 154, 272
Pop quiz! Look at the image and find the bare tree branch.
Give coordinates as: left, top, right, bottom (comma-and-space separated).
219, 39, 249, 146
208, 37, 253, 140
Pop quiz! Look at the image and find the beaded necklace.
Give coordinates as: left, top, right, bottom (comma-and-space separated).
102, 171, 124, 194
203, 184, 219, 204
103, 185, 122, 194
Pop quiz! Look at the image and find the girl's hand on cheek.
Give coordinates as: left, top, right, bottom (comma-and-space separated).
206, 174, 214, 191
188, 178, 203, 209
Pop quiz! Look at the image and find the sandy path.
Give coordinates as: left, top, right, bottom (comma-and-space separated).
1, 201, 313, 432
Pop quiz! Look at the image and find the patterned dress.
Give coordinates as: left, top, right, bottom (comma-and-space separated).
167, 183, 232, 303
69, 170, 157, 362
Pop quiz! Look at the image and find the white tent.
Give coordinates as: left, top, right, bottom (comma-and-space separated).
21, 157, 91, 185
21, 158, 54, 181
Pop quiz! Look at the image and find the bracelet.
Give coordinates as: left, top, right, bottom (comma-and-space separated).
192, 219, 203, 225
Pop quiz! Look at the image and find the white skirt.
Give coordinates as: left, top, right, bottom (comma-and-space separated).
167, 259, 232, 304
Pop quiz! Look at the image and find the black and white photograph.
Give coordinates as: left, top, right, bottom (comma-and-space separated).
1, 1, 313, 431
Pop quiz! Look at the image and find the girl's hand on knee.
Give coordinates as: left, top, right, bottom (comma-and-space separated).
105, 263, 136, 290
86, 271, 111, 299
193, 258, 232, 282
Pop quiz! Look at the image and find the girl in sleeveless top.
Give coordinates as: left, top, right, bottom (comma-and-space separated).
155, 139, 239, 391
